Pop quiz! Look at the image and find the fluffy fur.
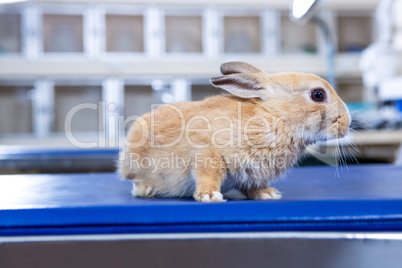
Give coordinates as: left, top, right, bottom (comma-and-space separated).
118, 61, 351, 202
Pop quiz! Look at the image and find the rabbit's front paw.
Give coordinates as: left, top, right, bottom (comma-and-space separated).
247, 187, 282, 200
193, 190, 226, 202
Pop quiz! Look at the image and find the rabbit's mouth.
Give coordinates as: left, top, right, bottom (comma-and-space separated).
328, 114, 351, 139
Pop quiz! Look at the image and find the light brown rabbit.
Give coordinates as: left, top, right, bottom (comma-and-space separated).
119, 61, 351, 202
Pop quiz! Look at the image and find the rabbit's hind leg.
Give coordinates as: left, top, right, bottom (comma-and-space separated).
244, 187, 282, 200
132, 180, 155, 198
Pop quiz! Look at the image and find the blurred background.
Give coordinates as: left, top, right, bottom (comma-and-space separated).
0, 0, 401, 174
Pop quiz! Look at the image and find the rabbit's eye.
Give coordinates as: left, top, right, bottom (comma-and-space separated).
311, 88, 326, 102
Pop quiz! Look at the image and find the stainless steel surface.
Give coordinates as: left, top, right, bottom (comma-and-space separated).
1, 232, 402, 268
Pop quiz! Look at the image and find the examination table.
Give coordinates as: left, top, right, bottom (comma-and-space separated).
1, 164, 402, 268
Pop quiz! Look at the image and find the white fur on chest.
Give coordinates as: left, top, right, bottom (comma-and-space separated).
223, 142, 305, 190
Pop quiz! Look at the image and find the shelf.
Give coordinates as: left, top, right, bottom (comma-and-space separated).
305, 130, 402, 164
344, 130, 402, 145
0, 53, 363, 78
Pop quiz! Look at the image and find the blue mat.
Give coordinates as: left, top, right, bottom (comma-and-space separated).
1, 164, 402, 235
0, 147, 118, 159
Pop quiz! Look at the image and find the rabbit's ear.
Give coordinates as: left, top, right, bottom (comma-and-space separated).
210, 73, 268, 100
220, 61, 264, 75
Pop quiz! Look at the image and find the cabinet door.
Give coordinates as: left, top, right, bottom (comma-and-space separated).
43, 14, 84, 53
165, 15, 203, 53
0, 13, 21, 54
54, 85, 102, 132
224, 16, 261, 53
0, 85, 33, 135
106, 14, 144, 53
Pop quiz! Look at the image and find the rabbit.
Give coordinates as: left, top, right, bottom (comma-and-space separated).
118, 61, 351, 202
